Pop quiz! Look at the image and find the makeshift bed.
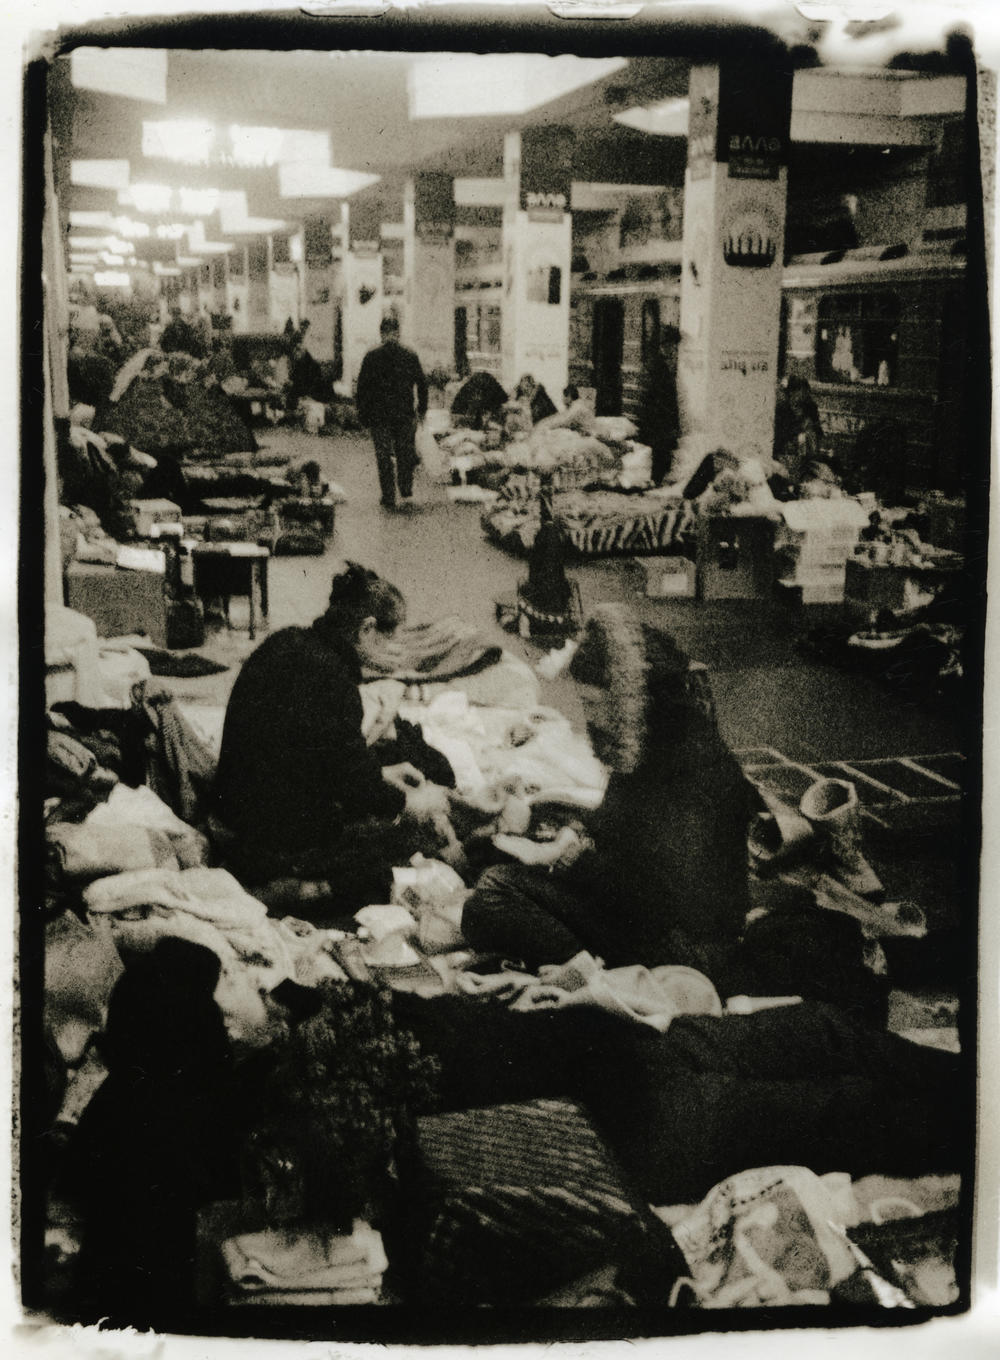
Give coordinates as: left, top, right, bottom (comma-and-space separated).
483, 486, 700, 558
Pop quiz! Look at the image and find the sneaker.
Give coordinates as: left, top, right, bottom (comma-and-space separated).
379, 498, 397, 511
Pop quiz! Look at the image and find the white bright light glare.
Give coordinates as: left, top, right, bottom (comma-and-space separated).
278, 164, 380, 198
69, 211, 114, 230
228, 124, 285, 167
93, 271, 132, 287
112, 216, 151, 239
179, 188, 220, 216
123, 183, 173, 213
71, 160, 131, 190
143, 119, 215, 164
156, 223, 188, 240
613, 97, 690, 137
408, 53, 627, 120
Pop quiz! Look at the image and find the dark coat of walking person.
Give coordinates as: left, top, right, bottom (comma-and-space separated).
355, 316, 428, 509
637, 323, 682, 486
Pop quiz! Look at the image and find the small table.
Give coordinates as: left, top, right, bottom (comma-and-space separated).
191, 542, 270, 640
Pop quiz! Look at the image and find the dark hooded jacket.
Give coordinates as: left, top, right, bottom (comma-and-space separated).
211, 620, 405, 862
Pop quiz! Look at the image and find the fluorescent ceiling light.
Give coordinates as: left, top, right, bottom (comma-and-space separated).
152, 263, 182, 277
613, 97, 690, 137
72, 160, 131, 190
71, 48, 167, 103
112, 216, 151, 239
68, 236, 110, 251
408, 53, 627, 120
217, 190, 287, 234
104, 237, 136, 257
101, 253, 127, 266
93, 271, 132, 288
143, 119, 215, 164
231, 217, 289, 235
69, 253, 101, 265
69, 211, 114, 230
278, 164, 380, 198
156, 223, 188, 240
121, 183, 173, 213
142, 120, 331, 169
176, 256, 202, 268
179, 188, 220, 216
269, 129, 330, 165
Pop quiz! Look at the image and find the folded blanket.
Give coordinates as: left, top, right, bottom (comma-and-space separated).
48, 822, 179, 879
221, 1221, 387, 1293
135, 647, 230, 678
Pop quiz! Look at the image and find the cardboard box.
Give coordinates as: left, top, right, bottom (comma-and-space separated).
65, 561, 169, 648
697, 516, 775, 600
639, 556, 697, 598
130, 499, 181, 536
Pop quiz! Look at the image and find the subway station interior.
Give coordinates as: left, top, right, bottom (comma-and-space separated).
20, 7, 995, 1340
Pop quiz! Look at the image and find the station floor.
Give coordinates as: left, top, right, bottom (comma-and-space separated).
146, 421, 980, 1031
177, 424, 966, 770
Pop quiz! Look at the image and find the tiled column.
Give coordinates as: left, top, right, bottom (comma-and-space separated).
501, 127, 573, 399
343, 199, 384, 389
402, 172, 455, 375
679, 59, 793, 462
303, 215, 337, 364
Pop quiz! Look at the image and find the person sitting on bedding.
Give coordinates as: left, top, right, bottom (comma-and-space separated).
461, 604, 755, 984
530, 384, 599, 438
211, 562, 453, 917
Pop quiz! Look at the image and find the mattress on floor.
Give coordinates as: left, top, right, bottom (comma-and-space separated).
482, 487, 698, 557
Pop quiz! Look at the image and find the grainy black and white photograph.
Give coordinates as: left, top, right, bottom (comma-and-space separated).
10, 0, 998, 1352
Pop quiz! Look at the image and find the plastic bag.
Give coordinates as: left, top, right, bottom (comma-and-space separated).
416, 421, 449, 483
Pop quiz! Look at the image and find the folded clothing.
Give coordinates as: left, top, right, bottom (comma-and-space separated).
82, 781, 210, 868
47, 822, 180, 879
221, 1219, 387, 1296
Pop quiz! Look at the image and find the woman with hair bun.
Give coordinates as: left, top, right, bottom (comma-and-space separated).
211, 562, 452, 916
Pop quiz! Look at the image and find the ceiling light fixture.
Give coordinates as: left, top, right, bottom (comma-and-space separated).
278, 163, 379, 198
613, 97, 690, 137
143, 119, 215, 164
69, 211, 114, 230
122, 183, 173, 213
179, 187, 220, 216
93, 270, 132, 288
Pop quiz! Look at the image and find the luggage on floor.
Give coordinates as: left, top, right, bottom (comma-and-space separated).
404, 1097, 683, 1305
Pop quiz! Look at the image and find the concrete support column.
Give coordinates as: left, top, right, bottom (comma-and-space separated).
343, 201, 384, 389
226, 246, 249, 333
302, 215, 338, 365
402, 172, 455, 374
246, 239, 270, 331
501, 127, 573, 400
679, 59, 793, 462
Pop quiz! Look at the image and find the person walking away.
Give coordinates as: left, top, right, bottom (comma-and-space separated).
355, 316, 428, 510
637, 324, 682, 486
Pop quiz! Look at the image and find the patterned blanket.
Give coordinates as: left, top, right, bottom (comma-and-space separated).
483, 488, 698, 557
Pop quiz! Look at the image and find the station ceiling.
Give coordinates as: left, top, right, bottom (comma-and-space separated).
47, 26, 971, 254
